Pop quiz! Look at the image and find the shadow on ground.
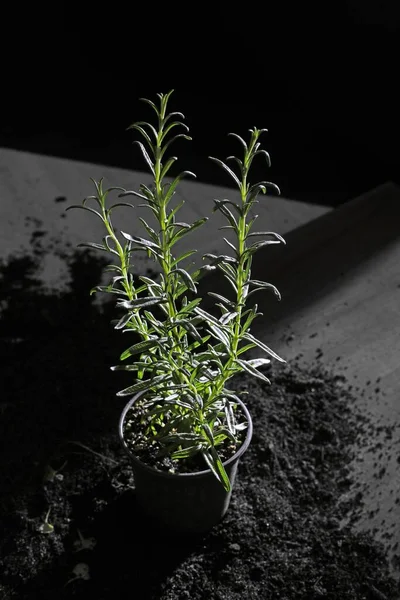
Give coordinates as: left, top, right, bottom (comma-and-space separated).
20, 486, 205, 599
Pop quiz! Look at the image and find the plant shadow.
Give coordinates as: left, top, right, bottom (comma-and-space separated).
21, 489, 207, 599
82, 490, 204, 598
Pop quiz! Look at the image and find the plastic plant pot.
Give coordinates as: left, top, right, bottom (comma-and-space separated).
118, 392, 253, 534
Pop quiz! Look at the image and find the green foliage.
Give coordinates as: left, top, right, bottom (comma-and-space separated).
68, 90, 286, 491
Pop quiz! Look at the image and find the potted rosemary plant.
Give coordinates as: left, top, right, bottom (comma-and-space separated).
68, 90, 286, 532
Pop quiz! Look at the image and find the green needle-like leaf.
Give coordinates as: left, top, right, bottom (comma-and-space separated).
171, 445, 203, 460
77, 242, 107, 252
202, 448, 231, 492
133, 140, 155, 175
171, 268, 197, 293
243, 332, 286, 363
116, 375, 167, 396
114, 313, 133, 330
65, 205, 104, 222
120, 338, 165, 361
236, 359, 271, 383
209, 156, 241, 188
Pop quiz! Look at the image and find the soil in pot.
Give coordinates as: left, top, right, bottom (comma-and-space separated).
0, 236, 399, 599
121, 396, 248, 474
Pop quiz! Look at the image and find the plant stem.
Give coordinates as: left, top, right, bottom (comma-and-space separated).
210, 182, 248, 401
153, 105, 199, 405
100, 201, 149, 339
207, 133, 258, 403
155, 119, 179, 341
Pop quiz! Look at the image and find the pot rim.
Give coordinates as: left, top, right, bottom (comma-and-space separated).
118, 391, 253, 480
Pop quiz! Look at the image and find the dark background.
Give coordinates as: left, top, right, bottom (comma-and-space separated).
2, 1, 400, 206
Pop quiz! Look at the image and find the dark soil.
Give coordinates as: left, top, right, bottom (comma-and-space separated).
1, 233, 400, 599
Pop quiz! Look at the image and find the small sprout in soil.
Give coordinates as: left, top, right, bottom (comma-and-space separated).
42, 460, 68, 483
313, 576, 327, 596
64, 563, 91, 587
66, 441, 118, 465
37, 508, 54, 534
73, 529, 97, 552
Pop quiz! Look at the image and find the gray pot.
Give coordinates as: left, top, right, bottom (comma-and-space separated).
118, 392, 253, 534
